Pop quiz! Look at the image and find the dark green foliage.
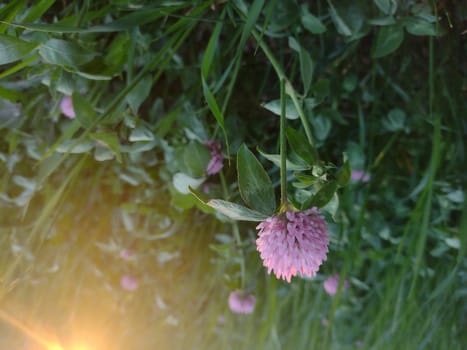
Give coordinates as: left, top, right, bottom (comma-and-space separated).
0, 1, 465, 349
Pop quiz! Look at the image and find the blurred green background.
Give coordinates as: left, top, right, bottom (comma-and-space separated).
0, 1, 465, 349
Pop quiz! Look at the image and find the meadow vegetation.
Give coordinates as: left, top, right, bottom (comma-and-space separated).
0, 1, 465, 349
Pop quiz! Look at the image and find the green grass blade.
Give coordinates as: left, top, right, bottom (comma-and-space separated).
238, 0, 265, 50
22, 0, 55, 23
0, 0, 26, 34
202, 76, 230, 157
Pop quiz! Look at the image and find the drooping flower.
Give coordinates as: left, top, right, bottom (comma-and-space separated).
60, 95, 75, 119
120, 274, 139, 291
205, 140, 224, 175
256, 208, 329, 283
351, 169, 370, 183
323, 274, 349, 296
228, 290, 256, 314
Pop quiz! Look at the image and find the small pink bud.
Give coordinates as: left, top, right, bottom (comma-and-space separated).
120, 275, 139, 291
205, 140, 224, 175
351, 169, 370, 183
323, 274, 349, 296
119, 249, 135, 261
228, 290, 256, 314
60, 96, 75, 119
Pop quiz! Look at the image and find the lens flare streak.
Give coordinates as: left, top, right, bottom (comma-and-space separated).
0, 308, 62, 350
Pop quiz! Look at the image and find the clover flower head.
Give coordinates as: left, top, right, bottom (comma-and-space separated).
120, 274, 139, 291
256, 208, 329, 283
60, 95, 75, 119
228, 290, 256, 314
323, 274, 349, 296
205, 140, 224, 175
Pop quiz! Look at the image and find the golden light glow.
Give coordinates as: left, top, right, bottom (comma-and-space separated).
0, 308, 57, 350
72, 346, 93, 350
31, 342, 94, 350
0, 309, 97, 350
35, 343, 93, 350
48, 345, 64, 350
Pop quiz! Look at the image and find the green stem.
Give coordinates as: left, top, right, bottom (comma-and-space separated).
221, 54, 242, 115
220, 171, 246, 289
232, 222, 246, 289
408, 34, 440, 300
251, 30, 283, 79
286, 82, 316, 151
127, 27, 137, 85
252, 30, 317, 154
279, 78, 287, 208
